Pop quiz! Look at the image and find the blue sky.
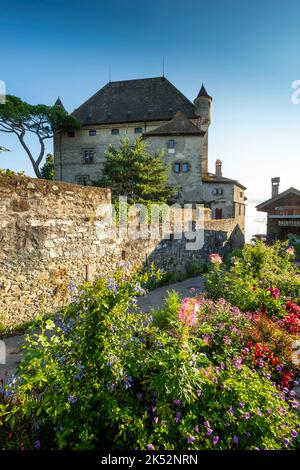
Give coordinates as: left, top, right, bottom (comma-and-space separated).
1, 0, 300, 237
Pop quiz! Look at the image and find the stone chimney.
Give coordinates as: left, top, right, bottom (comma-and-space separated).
215, 159, 222, 177
271, 177, 280, 198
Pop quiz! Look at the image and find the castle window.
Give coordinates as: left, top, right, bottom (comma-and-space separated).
75, 175, 90, 186
67, 131, 75, 137
174, 162, 189, 174
83, 149, 95, 164
167, 139, 176, 149
182, 163, 188, 173
134, 127, 143, 134
212, 188, 223, 196
89, 129, 96, 136
111, 128, 119, 135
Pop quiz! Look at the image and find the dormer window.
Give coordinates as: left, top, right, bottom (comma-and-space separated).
134, 127, 143, 134
111, 128, 119, 135
89, 129, 96, 136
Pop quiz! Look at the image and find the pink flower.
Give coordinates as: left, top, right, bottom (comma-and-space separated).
286, 247, 295, 256
267, 287, 280, 300
178, 298, 201, 327
209, 253, 222, 264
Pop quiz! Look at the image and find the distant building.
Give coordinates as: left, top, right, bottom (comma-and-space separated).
54, 76, 246, 223
256, 178, 300, 241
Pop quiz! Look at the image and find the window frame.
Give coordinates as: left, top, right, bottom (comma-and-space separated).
111, 128, 120, 135
134, 127, 143, 135
82, 149, 95, 165
89, 129, 97, 136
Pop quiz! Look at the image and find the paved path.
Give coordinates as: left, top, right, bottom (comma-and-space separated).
0, 276, 205, 383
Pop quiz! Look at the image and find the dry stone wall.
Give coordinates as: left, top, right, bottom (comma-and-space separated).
0, 176, 244, 328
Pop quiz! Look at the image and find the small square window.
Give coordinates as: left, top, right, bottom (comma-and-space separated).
167, 139, 176, 149
134, 127, 143, 134
174, 163, 181, 173
89, 129, 96, 136
67, 131, 75, 137
111, 128, 119, 135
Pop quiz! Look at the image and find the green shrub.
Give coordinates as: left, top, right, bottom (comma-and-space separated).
0, 269, 299, 450
205, 241, 300, 316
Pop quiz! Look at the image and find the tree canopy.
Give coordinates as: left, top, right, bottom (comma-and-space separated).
96, 138, 178, 203
0, 95, 80, 177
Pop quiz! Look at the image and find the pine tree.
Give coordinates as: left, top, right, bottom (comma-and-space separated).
96, 138, 178, 202
41, 153, 55, 180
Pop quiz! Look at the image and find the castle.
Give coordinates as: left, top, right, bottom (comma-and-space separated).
54, 76, 246, 222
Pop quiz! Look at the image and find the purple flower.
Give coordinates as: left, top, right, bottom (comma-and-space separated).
147, 444, 155, 450
153, 416, 159, 424
256, 408, 262, 416
197, 390, 202, 397
213, 436, 219, 445
68, 395, 77, 404
34, 440, 41, 450
175, 411, 181, 423
267, 408, 273, 414
195, 425, 199, 433
284, 438, 290, 447
187, 436, 195, 443
173, 398, 182, 405
291, 429, 298, 438
206, 428, 213, 436
221, 362, 226, 370
239, 402, 245, 408
228, 405, 235, 415
204, 420, 210, 428
244, 412, 251, 420
233, 435, 239, 444
278, 407, 286, 416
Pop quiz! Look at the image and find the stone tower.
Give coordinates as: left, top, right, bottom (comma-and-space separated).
194, 84, 212, 174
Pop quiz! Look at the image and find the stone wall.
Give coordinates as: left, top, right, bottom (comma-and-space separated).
0, 175, 244, 328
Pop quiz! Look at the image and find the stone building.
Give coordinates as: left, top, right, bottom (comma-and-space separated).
256, 178, 300, 242
54, 76, 246, 222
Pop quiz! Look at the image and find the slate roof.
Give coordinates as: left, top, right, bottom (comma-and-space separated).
197, 84, 213, 100
256, 187, 300, 211
143, 111, 204, 137
71, 77, 198, 125
202, 173, 247, 190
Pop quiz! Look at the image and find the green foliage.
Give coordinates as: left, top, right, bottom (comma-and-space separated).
206, 241, 300, 315
41, 153, 55, 180
0, 95, 80, 178
95, 138, 178, 202
0, 264, 299, 450
0, 168, 25, 176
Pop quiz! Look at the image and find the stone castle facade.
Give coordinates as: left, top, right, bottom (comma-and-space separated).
54, 76, 246, 224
